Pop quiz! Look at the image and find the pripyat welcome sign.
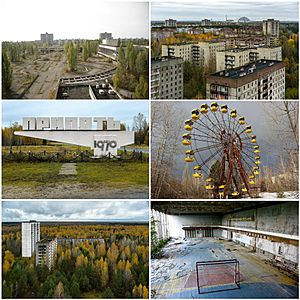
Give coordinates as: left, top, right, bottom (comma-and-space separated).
15, 117, 135, 157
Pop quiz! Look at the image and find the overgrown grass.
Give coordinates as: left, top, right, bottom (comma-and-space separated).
2, 161, 149, 188
151, 238, 170, 259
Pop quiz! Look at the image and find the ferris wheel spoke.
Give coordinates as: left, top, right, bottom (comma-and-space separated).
190, 132, 221, 142
196, 118, 220, 137
192, 144, 224, 152
192, 126, 220, 141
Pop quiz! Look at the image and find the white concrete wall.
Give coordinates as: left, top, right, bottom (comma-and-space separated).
167, 214, 221, 238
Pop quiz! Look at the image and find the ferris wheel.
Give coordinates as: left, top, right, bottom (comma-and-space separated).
182, 102, 261, 198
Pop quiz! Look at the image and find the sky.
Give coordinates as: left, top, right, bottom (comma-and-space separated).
0, 0, 149, 41
152, 0, 299, 21
2, 100, 149, 129
2, 201, 149, 222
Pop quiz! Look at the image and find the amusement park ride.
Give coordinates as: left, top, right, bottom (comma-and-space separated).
183, 102, 261, 199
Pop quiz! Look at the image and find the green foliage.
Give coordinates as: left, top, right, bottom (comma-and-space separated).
183, 61, 206, 98
65, 42, 78, 71
112, 41, 149, 98
151, 217, 170, 258
2, 51, 13, 98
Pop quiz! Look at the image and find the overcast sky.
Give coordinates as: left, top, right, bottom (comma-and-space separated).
2, 201, 149, 222
0, 0, 149, 41
2, 101, 149, 129
152, 0, 299, 21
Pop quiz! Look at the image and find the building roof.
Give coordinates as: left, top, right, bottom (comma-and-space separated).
210, 60, 284, 79
151, 56, 183, 66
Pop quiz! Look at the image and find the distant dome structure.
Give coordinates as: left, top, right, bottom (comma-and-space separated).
238, 17, 251, 23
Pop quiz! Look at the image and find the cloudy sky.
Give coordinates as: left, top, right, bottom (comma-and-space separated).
2, 100, 149, 129
2, 201, 149, 222
1, 0, 149, 41
152, 0, 298, 21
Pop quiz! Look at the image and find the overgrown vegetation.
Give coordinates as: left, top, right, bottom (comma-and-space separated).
151, 217, 170, 259
2, 224, 149, 298
112, 42, 148, 98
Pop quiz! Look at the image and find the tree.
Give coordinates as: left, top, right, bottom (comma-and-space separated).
69, 279, 81, 298
2, 50, 13, 98
102, 287, 115, 298
132, 113, 149, 145
134, 76, 148, 99
54, 281, 65, 298
65, 42, 78, 71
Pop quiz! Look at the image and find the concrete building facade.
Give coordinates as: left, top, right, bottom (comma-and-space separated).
151, 57, 183, 99
36, 238, 57, 270
40, 33, 53, 45
164, 19, 177, 28
216, 46, 282, 72
99, 32, 113, 40
206, 60, 285, 99
161, 41, 225, 70
263, 19, 280, 37
22, 221, 40, 257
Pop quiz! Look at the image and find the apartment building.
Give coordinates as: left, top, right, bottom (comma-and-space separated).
40, 33, 53, 45
22, 221, 40, 257
216, 46, 282, 71
263, 19, 280, 37
36, 238, 57, 270
165, 19, 177, 28
206, 60, 285, 100
161, 41, 225, 70
151, 57, 183, 99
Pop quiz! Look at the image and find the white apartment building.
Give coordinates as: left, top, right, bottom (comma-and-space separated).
216, 46, 282, 71
36, 238, 57, 270
22, 221, 40, 257
40, 33, 53, 45
151, 57, 183, 99
161, 41, 225, 70
165, 19, 177, 28
206, 60, 285, 100
263, 19, 280, 37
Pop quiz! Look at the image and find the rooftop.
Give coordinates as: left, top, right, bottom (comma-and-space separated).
210, 59, 284, 79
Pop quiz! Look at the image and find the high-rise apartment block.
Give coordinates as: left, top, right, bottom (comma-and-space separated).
151, 57, 184, 99
99, 32, 113, 40
40, 33, 54, 45
164, 19, 177, 28
206, 60, 285, 100
36, 238, 57, 270
22, 221, 40, 257
262, 19, 280, 37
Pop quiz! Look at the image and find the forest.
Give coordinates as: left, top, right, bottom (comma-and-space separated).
2, 224, 149, 298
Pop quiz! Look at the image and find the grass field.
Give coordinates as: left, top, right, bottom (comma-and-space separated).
2, 161, 148, 188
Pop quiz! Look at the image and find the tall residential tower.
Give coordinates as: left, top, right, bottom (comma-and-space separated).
22, 220, 40, 257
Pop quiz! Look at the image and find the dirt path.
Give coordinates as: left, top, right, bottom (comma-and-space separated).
2, 183, 149, 199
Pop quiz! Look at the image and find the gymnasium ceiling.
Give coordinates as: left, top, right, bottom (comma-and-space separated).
151, 201, 283, 215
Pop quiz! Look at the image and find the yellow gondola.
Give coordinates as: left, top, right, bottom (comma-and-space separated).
242, 187, 247, 192
254, 149, 260, 154
193, 173, 203, 178
253, 166, 259, 170
255, 155, 260, 160
211, 102, 218, 112
182, 133, 191, 139
249, 180, 255, 185
194, 165, 201, 170
185, 157, 194, 162
206, 184, 215, 190
201, 104, 209, 114
232, 191, 239, 196
254, 145, 259, 149
251, 135, 256, 143
254, 171, 259, 175
191, 109, 200, 120
239, 117, 245, 125
221, 104, 228, 113
206, 177, 213, 182
185, 124, 193, 131
182, 139, 191, 145
255, 160, 261, 165
249, 175, 255, 179
219, 185, 225, 189
246, 125, 252, 133
230, 109, 237, 118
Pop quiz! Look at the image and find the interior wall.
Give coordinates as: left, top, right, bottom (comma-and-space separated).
167, 214, 221, 238
221, 202, 299, 265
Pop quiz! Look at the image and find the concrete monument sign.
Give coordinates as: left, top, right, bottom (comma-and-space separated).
15, 117, 134, 157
